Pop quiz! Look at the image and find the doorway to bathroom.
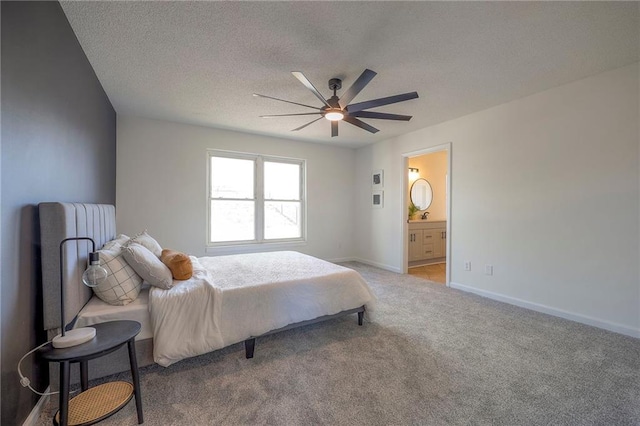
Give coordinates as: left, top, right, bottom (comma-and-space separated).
402, 144, 451, 286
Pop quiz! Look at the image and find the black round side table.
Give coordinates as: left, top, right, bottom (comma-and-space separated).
38, 320, 144, 426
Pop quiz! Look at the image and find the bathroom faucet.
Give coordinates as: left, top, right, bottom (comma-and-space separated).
421, 211, 429, 220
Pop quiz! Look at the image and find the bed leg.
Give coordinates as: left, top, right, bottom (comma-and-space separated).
245, 338, 256, 359
358, 311, 364, 326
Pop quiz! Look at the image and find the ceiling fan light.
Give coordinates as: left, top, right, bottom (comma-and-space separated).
325, 111, 344, 121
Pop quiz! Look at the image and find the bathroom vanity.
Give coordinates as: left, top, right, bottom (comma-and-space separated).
408, 177, 446, 266
408, 220, 446, 266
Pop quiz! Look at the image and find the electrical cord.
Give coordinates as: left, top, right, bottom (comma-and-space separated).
18, 341, 77, 396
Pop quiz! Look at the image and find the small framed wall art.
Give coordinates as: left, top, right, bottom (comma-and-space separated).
372, 169, 383, 190
372, 190, 384, 208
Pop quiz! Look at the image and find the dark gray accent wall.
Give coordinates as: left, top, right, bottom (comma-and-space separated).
1, 2, 116, 424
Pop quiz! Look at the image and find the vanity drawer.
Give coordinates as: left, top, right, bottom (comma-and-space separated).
422, 243, 435, 259
422, 230, 440, 244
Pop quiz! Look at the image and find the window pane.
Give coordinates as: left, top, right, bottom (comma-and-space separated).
264, 162, 300, 200
264, 201, 301, 240
210, 157, 254, 199
210, 200, 254, 242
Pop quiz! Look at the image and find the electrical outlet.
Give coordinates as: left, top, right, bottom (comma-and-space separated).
464, 261, 471, 271
485, 265, 493, 276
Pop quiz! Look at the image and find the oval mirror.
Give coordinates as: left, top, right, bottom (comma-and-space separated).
410, 178, 433, 210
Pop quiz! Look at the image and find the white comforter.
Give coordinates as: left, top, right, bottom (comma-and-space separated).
149, 251, 376, 366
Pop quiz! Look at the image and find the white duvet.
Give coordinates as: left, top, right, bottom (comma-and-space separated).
149, 251, 376, 366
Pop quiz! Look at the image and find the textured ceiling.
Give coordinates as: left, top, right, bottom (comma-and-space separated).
60, 1, 639, 148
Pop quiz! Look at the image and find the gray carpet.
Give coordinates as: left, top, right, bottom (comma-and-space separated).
39, 262, 640, 425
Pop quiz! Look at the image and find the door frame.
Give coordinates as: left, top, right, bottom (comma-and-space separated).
401, 142, 452, 286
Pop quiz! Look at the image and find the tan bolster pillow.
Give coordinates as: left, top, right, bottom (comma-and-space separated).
160, 249, 193, 280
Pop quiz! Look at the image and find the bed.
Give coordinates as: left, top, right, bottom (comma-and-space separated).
39, 202, 375, 382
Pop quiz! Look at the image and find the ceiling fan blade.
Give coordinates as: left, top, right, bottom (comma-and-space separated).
292, 71, 331, 108
260, 112, 322, 118
331, 120, 338, 137
338, 69, 377, 109
349, 111, 412, 121
253, 93, 321, 111
347, 92, 419, 113
343, 116, 379, 134
291, 117, 323, 132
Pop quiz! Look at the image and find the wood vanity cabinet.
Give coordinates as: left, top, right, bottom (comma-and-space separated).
408, 229, 424, 262
408, 221, 446, 265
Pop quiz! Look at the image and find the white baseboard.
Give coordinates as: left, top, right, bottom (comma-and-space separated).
350, 257, 402, 274
22, 387, 50, 426
327, 257, 356, 263
449, 282, 640, 339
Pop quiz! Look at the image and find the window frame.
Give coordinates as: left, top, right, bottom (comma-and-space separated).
206, 149, 306, 247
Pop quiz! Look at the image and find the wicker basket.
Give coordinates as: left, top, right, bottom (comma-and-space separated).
54, 381, 134, 426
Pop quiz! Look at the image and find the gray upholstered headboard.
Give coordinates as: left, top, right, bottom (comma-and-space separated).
39, 202, 116, 332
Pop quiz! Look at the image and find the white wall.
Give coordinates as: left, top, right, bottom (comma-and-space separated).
116, 116, 356, 261
355, 63, 640, 336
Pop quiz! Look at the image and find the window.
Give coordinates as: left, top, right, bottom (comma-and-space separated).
207, 151, 305, 245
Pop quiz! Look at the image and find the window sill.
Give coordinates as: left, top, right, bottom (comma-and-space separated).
205, 240, 307, 256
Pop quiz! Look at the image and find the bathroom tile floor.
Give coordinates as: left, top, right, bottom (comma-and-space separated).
408, 263, 446, 284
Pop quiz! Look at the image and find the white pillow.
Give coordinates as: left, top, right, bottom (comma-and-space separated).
93, 246, 143, 305
122, 242, 173, 289
129, 231, 162, 257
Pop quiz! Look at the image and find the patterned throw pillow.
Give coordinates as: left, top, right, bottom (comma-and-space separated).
93, 246, 143, 305
101, 234, 130, 251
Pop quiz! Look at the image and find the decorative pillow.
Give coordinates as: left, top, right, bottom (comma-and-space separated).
129, 231, 162, 257
160, 249, 193, 280
101, 234, 130, 251
93, 246, 143, 305
122, 242, 173, 289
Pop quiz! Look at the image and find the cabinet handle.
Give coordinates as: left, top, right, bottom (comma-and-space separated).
425, 235, 432, 239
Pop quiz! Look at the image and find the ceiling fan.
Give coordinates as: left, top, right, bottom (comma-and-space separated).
254, 69, 419, 137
